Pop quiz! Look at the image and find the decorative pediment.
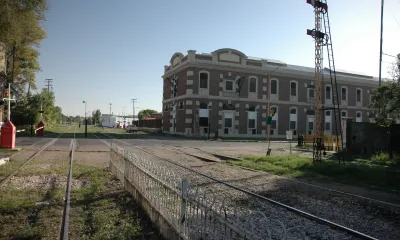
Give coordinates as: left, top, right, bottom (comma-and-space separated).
170, 52, 184, 66
213, 48, 246, 64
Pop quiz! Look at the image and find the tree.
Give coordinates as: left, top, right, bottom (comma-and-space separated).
370, 54, 400, 126
0, 0, 48, 90
92, 109, 101, 125
138, 109, 157, 120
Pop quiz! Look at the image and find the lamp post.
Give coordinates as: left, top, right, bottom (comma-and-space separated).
83, 101, 87, 137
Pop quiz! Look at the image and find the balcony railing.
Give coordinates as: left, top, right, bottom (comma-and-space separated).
223, 91, 239, 98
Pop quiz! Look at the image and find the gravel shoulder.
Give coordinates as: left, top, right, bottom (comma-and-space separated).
122, 143, 399, 240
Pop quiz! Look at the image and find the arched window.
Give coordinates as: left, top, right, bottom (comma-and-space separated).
249, 77, 257, 93
356, 88, 363, 105
271, 79, 278, 94
290, 81, 297, 97
325, 85, 331, 100
356, 111, 362, 122
341, 87, 347, 101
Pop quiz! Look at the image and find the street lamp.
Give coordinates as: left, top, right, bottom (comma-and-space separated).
83, 101, 87, 137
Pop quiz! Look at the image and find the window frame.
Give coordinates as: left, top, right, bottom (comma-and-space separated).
356, 88, 363, 104
270, 79, 279, 95
248, 119, 256, 129
289, 107, 297, 131
290, 81, 298, 97
199, 70, 210, 89
341, 110, 347, 119
356, 111, 362, 122
325, 85, 332, 100
225, 79, 235, 92
341, 86, 348, 101
248, 76, 258, 93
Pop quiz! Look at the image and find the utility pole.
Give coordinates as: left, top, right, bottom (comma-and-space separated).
45, 79, 53, 92
378, 0, 384, 88
131, 98, 137, 123
109, 102, 112, 115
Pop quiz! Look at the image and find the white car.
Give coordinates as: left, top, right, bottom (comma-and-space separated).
126, 125, 138, 133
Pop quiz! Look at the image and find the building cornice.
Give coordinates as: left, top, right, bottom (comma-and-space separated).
162, 60, 378, 87
162, 94, 371, 111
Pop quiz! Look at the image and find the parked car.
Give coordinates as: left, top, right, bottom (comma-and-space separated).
126, 125, 138, 133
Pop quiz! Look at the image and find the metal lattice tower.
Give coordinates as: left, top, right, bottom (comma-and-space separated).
307, 0, 344, 162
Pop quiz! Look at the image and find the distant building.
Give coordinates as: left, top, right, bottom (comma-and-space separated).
162, 48, 378, 138
101, 114, 137, 128
150, 112, 162, 120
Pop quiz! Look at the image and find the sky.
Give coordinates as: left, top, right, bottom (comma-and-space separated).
34, 0, 400, 117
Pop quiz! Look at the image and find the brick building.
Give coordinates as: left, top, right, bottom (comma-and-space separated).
162, 48, 378, 138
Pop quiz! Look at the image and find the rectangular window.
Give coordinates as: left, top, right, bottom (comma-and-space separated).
200, 73, 208, 88
325, 122, 331, 131
308, 121, 314, 130
308, 89, 315, 98
271, 80, 277, 94
225, 81, 234, 91
326, 111, 331, 116
341, 111, 347, 118
199, 117, 208, 127
290, 82, 297, 96
341, 88, 347, 101
271, 120, 277, 129
224, 118, 232, 128
290, 121, 296, 130
248, 119, 256, 129
249, 78, 256, 93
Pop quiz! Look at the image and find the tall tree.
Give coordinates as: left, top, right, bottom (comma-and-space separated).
0, 0, 48, 88
370, 54, 400, 126
92, 109, 101, 125
138, 109, 157, 120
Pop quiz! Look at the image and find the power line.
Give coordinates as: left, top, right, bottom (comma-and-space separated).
45, 79, 53, 92
387, 0, 400, 30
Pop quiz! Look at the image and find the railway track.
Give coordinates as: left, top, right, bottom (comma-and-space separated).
94, 131, 394, 240
0, 126, 76, 240
0, 128, 71, 187
60, 127, 75, 240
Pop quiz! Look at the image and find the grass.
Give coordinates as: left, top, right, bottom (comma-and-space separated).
0, 162, 161, 239
352, 152, 400, 167
228, 155, 400, 193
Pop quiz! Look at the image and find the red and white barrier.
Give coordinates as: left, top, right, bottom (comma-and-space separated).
34, 126, 44, 134
16, 129, 26, 133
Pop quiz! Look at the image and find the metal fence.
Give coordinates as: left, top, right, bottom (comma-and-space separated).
109, 143, 284, 240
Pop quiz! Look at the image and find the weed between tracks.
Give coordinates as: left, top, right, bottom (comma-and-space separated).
0, 163, 161, 239
228, 155, 400, 193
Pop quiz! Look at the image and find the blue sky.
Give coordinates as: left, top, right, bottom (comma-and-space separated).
35, 0, 400, 116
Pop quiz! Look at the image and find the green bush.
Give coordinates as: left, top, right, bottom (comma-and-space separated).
371, 152, 391, 165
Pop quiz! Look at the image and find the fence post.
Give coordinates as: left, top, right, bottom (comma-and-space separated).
123, 149, 129, 188
180, 179, 189, 237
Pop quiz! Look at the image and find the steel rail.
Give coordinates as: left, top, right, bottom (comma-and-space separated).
99, 132, 378, 240
0, 127, 71, 188
60, 127, 76, 240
